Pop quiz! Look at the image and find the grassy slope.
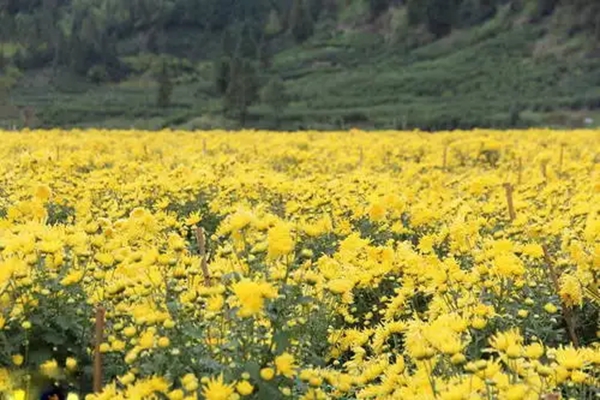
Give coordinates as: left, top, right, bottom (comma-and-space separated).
269, 10, 600, 130
2, 8, 600, 131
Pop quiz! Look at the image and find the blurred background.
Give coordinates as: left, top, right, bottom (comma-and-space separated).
0, 0, 599, 131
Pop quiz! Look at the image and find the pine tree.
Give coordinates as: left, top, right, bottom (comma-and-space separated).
265, 9, 283, 36
260, 77, 289, 127
307, 0, 324, 20
156, 58, 173, 108
406, 0, 426, 26
214, 57, 231, 96
289, 0, 314, 43
533, 0, 559, 19
425, 0, 459, 38
224, 58, 259, 126
368, 0, 390, 19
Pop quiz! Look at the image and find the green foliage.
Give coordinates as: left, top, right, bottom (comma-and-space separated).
306, 0, 325, 21
0, 257, 95, 395
123, 54, 196, 77
367, 0, 391, 19
214, 57, 232, 96
425, 0, 460, 37
223, 58, 260, 126
86, 65, 109, 84
406, 0, 426, 26
264, 9, 283, 36
457, 0, 501, 26
155, 58, 174, 108
338, 0, 370, 26
260, 77, 290, 127
0, 65, 22, 90
289, 0, 314, 43
528, 0, 560, 20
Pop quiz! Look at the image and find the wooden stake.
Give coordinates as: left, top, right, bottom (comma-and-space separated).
195, 227, 211, 286
541, 161, 548, 180
503, 183, 516, 221
442, 145, 448, 170
359, 147, 364, 167
558, 144, 565, 175
542, 245, 580, 347
202, 138, 207, 155
541, 394, 560, 400
93, 307, 105, 393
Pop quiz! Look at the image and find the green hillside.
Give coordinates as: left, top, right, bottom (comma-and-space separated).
1, 0, 599, 130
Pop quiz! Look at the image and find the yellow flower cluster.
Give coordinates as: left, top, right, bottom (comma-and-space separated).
0, 129, 598, 399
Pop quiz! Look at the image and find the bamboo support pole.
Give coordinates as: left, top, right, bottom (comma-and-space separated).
558, 144, 565, 175
195, 226, 211, 286
93, 307, 105, 393
541, 161, 548, 180
542, 245, 579, 347
359, 146, 364, 167
503, 183, 516, 221
442, 145, 448, 170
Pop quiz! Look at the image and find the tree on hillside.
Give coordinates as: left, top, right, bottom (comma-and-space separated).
563, 0, 600, 39
457, 0, 500, 26
306, 0, 324, 20
406, 0, 458, 37
289, 0, 314, 43
529, 0, 559, 20
425, 0, 459, 37
224, 57, 260, 126
60, 3, 130, 80
214, 56, 232, 96
406, 0, 426, 26
0, 64, 22, 103
367, 0, 391, 19
260, 77, 289, 127
155, 58, 173, 108
214, 17, 266, 95
265, 8, 284, 36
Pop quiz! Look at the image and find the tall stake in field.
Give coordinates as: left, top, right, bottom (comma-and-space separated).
542, 245, 580, 347
541, 161, 548, 180
542, 394, 560, 400
558, 143, 565, 175
503, 183, 516, 221
358, 146, 364, 168
195, 227, 211, 286
442, 145, 448, 171
93, 306, 106, 393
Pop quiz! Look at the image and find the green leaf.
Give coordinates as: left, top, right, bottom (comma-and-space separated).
243, 361, 261, 381
297, 296, 314, 305
244, 360, 280, 398
55, 314, 75, 330
182, 324, 204, 340
42, 330, 66, 346
273, 331, 290, 355
28, 348, 53, 365
256, 381, 282, 400
222, 272, 242, 283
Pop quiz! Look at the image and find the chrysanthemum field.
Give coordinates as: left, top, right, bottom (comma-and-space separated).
0, 129, 599, 400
